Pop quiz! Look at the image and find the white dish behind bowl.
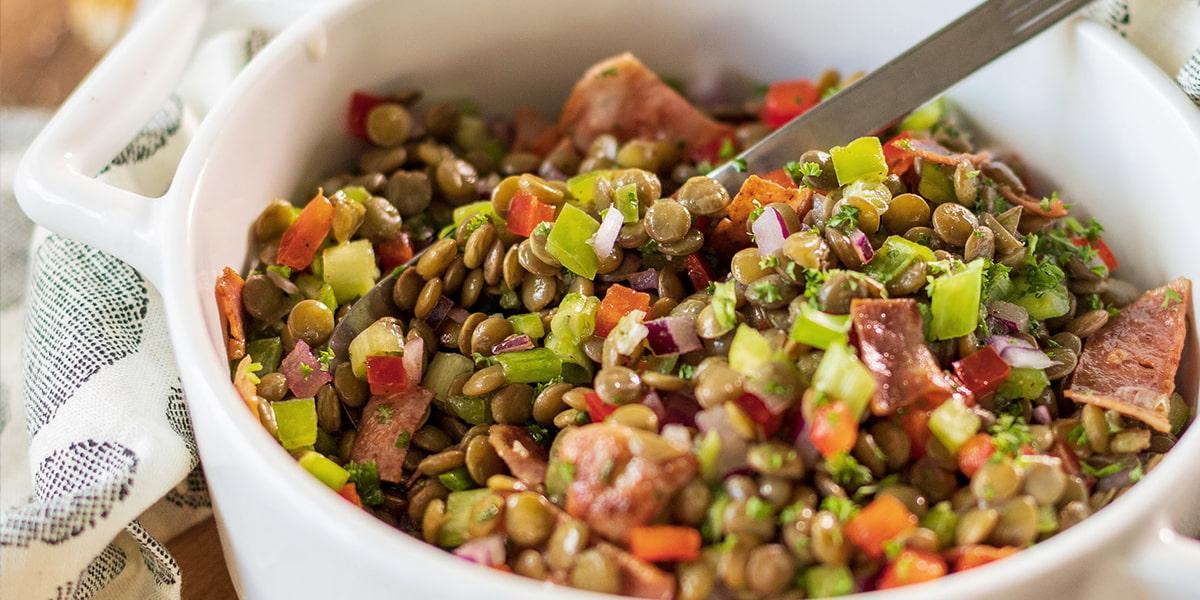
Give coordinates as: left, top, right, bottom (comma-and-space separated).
17, 0, 1200, 598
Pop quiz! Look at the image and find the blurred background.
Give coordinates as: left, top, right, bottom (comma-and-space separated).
1, 0, 235, 597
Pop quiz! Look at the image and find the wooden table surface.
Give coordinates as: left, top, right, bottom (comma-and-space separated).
3, 0, 238, 597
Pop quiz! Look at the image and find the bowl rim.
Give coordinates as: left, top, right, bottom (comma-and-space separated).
159, 3, 1200, 597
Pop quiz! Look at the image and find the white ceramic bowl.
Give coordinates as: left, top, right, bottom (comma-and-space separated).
17, 1, 1200, 598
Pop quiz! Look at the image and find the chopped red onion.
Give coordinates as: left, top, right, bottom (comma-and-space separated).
590, 207, 624, 258
424, 296, 454, 326
1033, 404, 1052, 425
447, 307, 470, 324
641, 389, 666, 423
281, 340, 331, 398
986, 334, 1055, 369
644, 316, 702, 356
453, 534, 506, 567
847, 228, 875, 264
695, 406, 749, 477
661, 391, 699, 427
492, 334, 535, 355
627, 269, 660, 292
987, 301, 1029, 335
752, 206, 789, 256
660, 423, 692, 447
266, 269, 299, 295
403, 336, 424, 386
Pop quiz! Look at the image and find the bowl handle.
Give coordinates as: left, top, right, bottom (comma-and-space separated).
1078, 520, 1200, 599
14, 0, 209, 288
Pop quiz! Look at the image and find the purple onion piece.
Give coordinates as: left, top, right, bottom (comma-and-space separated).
848, 228, 875, 264
660, 391, 699, 427
266, 269, 299, 295
644, 316, 702, 356
453, 534, 506, 566
627, 269, 660, 292
752, 206, 789, 256
988, 301, 1030, 335
492, 334, 534, 355
1033, 404, 1053, 425
986, 334, 1054, 369
280, 339, 332, 398
985, 316, 1012, 336
424, 296, 455, 327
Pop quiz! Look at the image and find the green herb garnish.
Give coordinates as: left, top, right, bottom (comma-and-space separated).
827, 204, 860, 232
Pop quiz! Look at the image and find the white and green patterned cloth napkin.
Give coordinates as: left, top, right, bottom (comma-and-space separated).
0, 1, 1196, 598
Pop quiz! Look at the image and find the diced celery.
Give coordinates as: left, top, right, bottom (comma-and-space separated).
566, 170, 612, 208
295, 274, 325, 299
495, 348, 562, 383
701, 489, 730, 542
698, 429, 723, 483
551, 293, 599, 340
447, 395, 489, 425
323, 240, 379, 304
711, 280, 738, 332
339, 186, 370, 203
918, 163, 956, 204
438, 488, 496, 548
790, 304, 852, 349
316, 283, 338, 313
507, 313, 546, 339
348, 318, 405, 378
424, 353, 476, 401
899, 97, 946, 132
310, 253, 324, 278
1010, 284, 1071, 320
298, 450, 350, 490
928, 398, 980, 452
921, 501, 958, 548
273, 398, 318, 450
863, 236, 936, 283
930, 259, 984, 341
246, 337, 282, 373
452, 200, 494, 226
813, 343, 877, 420
830, 136, 887, 185
547, 204, 601, 279
614, 182, 639, 223
804, 565, 855, 598
729, 324, 772, 376
997, 367, 1050, 401
546, 333, 590, 379
437, 466, 476, 491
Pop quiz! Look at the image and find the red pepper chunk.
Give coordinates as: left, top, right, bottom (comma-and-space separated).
376, 233, 414, 273
883, 132, 915, 176
952, 346, 1010, 399
628, 526, 701, 562
684, 254, 712, 293
366, 355, 409, 395
277, 193, 334, 270
957, 433, 997, 477
584, 391, 617, 422
338, 482, 363, 507
844, 495, 918, 560
595, 284, 652, 338
760, 79, 820, 128
506, 190, 558, 237
734, 393, 782, 436
759, 168, 798, 189
899, 409, 933, 460
949, 544, 1019, 572
809, 401, 858, 458
1071, 236, 1119, 272
878, 549, 948, 589
347, 91, 386, 139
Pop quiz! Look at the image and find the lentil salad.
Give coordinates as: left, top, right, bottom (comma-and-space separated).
216, 54, 1193, 598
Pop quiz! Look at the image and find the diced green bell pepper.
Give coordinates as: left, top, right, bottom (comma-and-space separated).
338, 185, 370, 203
921, 501, 958, 548
495, 348, 562, 383
711, 280, 738, 332
863, 235, 936, 283
813, 342, 877, 420
446, 394, 489, 425
830, 136, 887, 185
566, 170, 612, 208
928, 397, 980, 452
698, 429, 722, 483
507, 313, 545, 339
929, 258, 984, 341
899, 97, 945, 132
322, 240, 379, 304
729, 324, 772, 376
546, 204, 601, 279
790, 304, 852, 349
701, 489, 730, 542
452, 200, 495, 227
246, 337, 282, 373
437, 467, 477, 492
997, 367, 1050, 401
273, 398, 318, 450
918, 163, 956, 205
438, 488, 497, 548
804, 565, 855, 597
298, 450, 350, 490
1010, 284, 1071, 320
614, 183, 639, 223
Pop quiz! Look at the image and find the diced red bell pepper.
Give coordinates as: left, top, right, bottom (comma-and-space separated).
878, 549, 948, 589
949, 544, 1019, 572
684, 254, 713, 293
760, 168, 798, 189
366, 355, 409, 395
1050, 440, 1084, 479
595, 284, 652, 338
277, 194, 334, 271
338, 482, 363, 507
883, 132, 915, 177
506, 190, 558, 237
376, 233, 414, 272
584, 391, 617, 422
760, 79, 820, 128
957, 433, 997, 477
215, 267, 247, 361
952, 346, 1010, 399
733, 393, 783, 436
690, 134, 735, 165
347, 91, 386, 139
1071, 236, 1119, 272
809, 401, 858, 458
844, 495, 919, 560
899, 409, 933, 460
629, 526, 702, 562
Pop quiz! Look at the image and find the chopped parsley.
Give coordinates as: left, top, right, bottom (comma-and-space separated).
266, 264, 293, 279
732, 158, 748, 173
1129, 462, 1145, 483
244, 361, 263, 385
375, 405, 394, 424
464, 212, 490, 234
299, 363, 314, 378
711, 280, 739, 330
820, 495, 860, 522
344, 461, 384, 506
1086, 294, 1104, 311
532, 221, 553, 238
317, 347, 335, 370
1163, 288, 1183, 309
1080, 461, 1124, 479
802, 268, 827, 308
718, 138, 736, 160
1067, 424, 1088, 448
784, 160, 823, 184
1017, 237, 1066, 297
758, 255, 780, 270
1065, 216, 1104, 242
677, 363, 697, 380
827, 204, 860, 232
475, 503, 500, 524
526, 423, 551, 446
599, 66, 619, 78
394, 431, 411, 449
748, 200, 765, 224
827, 453, 873, 488
746, 496, 774, 521
696, 161, 714, 175
883, 538, 906, 561
821, 85, 841, 100
750, 279, 783, 304
988, 414, 1032, 458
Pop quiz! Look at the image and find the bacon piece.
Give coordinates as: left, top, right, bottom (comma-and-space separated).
351, 387, 433, 482
1065, 278, 1191, 432
851, 299, 958, 416
558, 53, 732, 156
512, 106, 560, 156
596, 541, 677, 600
488, 425, 548, 486
556, 423, 696, 543
894, 137, 989, 167
997, 185, 1068, 218
709, 175, 812, 259
215, 267, 247, 360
